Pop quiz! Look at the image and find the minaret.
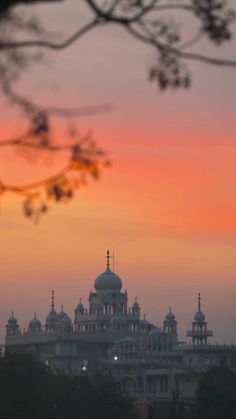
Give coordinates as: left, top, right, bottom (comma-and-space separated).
6, 311, 20, 335
186, 293, 213, 345
163, 306, 177, 340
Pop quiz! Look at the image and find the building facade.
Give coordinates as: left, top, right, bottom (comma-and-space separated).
5, 251, 236, 405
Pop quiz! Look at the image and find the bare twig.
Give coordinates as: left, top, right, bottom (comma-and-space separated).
0, 18, 103, 50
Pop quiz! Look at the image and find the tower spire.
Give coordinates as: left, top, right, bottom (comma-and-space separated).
51, 290, 55, 311
106, 250, 111, 269
198, 292, 201, 312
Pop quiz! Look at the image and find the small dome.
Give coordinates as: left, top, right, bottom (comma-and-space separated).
46, 309, 57, 328
57, 306, 72, 327
57, 306, 66, 320
194, 310, 205, 322
29, 313, 41, 329
47, 309, 57, 321
165, 307, 175, 322
8, 312, 17, 324
6, 312, 20, 334
60, 314, 72, 327
95, 267, 122, 292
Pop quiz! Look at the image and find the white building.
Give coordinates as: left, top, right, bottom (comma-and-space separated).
5, 251, 236, 405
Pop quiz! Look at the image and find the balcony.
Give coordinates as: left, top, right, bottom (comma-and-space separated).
186, 330, 213, 337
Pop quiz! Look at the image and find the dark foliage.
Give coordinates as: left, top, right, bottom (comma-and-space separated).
0, 351, 136, 419
196, 365, 236, 419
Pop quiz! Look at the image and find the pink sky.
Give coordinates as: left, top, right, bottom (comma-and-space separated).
0, 1, 236, 343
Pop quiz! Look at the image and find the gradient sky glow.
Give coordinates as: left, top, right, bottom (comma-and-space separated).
0, 0, 236, 343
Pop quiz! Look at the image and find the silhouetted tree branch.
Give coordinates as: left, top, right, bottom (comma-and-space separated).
0, 0, 235, 220
0, 18, 104, 50
0, 126, 110, 222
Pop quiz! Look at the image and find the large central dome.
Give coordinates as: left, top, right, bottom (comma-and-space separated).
95, 267, 122, 291
94, 251, 122, 292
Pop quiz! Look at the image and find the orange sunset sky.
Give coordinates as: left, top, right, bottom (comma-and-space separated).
0, 0, 236, 343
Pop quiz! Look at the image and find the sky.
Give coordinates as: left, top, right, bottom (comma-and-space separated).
0, 0, 236, 343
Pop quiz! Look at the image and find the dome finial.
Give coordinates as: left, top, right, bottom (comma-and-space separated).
106, 250, 111, 269
198, 292, 201, 312
51, 290, 55, 311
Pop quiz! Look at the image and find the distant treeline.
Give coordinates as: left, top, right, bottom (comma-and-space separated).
0, 351, 136, 419
0, 352, 236, 419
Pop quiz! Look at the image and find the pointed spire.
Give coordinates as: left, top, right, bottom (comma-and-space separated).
198, 292, 201, 312
112, 248, 115, 272
51, 290, 55, 311
169, 306, 172, 313
106, 250, 111, 269
12, 311, 14, 317
61, 304, 63, 312
34, 312, 37, 319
